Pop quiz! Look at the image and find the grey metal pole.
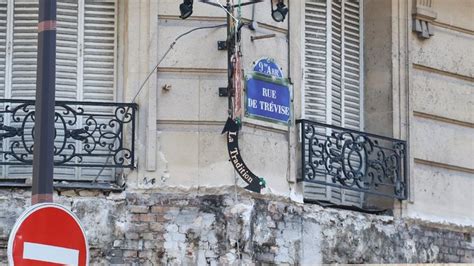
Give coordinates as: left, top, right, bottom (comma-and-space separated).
32, 0, 57, 204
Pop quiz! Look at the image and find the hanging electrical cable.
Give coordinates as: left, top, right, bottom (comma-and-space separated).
91, 23, 227, 183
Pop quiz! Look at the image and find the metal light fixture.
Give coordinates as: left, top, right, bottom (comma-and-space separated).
179, 0, 193, 19
271, 0, 288, 22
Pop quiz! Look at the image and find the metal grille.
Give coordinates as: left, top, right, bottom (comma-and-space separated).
298, 119, 408, 200
0, 99, 137, 182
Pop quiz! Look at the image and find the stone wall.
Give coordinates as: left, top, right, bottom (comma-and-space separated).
406, 0, 474, 224
1, 187, 473, 265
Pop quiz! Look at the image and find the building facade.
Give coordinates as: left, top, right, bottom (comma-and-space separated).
0, 0, 473, 264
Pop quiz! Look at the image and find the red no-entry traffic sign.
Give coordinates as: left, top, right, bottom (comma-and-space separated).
8, 203, 89, 266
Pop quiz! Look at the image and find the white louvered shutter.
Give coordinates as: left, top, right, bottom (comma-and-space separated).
303, 0, 327, 124
11, 0, 37, 100
6, 0, 77, 180
79, 0, 116, 181
6, 0, 38, 179
303, 0, 330, 204
2, 0, 116, 182
331, 0, 342, 126
54, 0, 80, 180
56, 0, 78, 101
83, 0, 115, 103
342, 0, 362, 130
0, 0, 6, 99
303, 0, 363, 208
0, 0, 6, 178
334, 0, 363, 206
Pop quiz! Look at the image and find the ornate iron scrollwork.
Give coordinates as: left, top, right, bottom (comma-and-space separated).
0, 99, 137, 169
297, 119, 407, 199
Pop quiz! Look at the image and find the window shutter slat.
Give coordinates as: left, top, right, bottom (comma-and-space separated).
303, 0, 364, 208
343, 0, 361, 131
83, 0, 115, 102
6, 1, 38, 180
56, 0, 78, 101
8, 0, 79, 180
304, 0, 327, 123
0, 0, 7, 178
0, 0, 6, 100
11, 1, 37, 100
337, 0, 363, 207
55, 0, 80, 181
80, 0, 116, 181
303, 0, 331, 204
331, 0, 343, 127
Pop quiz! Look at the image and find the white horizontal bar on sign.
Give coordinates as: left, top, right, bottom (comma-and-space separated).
23, 242, 79, 266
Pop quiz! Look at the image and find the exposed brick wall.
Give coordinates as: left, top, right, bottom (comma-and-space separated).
419, 225, 473, 263
0, 187, 473, 264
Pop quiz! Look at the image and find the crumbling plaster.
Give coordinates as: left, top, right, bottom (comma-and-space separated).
1, 187, 472, 264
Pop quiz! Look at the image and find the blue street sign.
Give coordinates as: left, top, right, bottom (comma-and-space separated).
253, 58, 284, 78
245, 74, 290, 124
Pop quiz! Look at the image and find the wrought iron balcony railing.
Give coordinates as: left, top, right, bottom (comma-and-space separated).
297, 119, 407, 200
0, 99, 137, 169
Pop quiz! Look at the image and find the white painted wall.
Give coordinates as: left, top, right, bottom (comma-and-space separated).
121, 0, 298, 199
117, 0, 474, 226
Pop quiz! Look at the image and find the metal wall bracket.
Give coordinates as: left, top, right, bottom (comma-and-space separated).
217, 41, 227, 50
219, 87, 229, 97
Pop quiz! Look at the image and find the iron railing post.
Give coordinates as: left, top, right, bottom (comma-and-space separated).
299, 120, 305, 182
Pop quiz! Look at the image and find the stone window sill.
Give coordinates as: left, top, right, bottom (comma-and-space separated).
0, 179, 124, 192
